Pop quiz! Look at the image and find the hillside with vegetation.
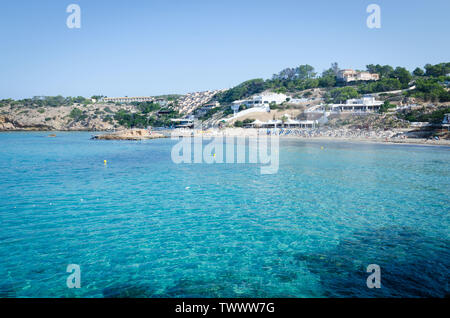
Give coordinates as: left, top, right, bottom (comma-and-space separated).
0, 63, 448, 131
199, 62, 449, 127
211, 62, 449, 105
0, 97, 180, 131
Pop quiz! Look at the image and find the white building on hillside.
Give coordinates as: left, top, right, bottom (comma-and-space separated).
249, 114, 318, 129
231, 92, 288, 114
102, 96, 154, 103
337, 69, 380, 82
252, 92, 288, 105
171, 116, 195, 128
330, 95, 383, 112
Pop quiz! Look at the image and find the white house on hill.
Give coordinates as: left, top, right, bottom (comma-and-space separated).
330, 95, 383, 112
231, 92, 288, 115
337, 69, 380, 82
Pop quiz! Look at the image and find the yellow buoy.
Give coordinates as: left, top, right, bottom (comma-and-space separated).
104, 160, 107, 165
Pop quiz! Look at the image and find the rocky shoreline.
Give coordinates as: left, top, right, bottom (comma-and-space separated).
92, 129, 167, 140
1, 127, 448, 146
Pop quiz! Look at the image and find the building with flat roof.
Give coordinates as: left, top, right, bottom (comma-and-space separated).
231, 92, 288, 115
102, 96, 154, 103
249, 115, 318, 129
232, 92, 288, 108
170, 116, 195, 128
337, 69, 380, 82
330, 95, 383, 112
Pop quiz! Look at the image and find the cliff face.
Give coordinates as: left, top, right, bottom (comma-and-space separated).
0, 115, 16, 130
0, 103, 135, 131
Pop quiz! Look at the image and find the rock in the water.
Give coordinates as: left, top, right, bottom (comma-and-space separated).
93, 129, 166, 140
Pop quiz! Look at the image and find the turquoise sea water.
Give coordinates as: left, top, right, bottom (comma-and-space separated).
0, 132, 448, 298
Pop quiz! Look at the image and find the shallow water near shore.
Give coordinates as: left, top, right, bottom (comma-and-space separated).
0, 132, 449, 297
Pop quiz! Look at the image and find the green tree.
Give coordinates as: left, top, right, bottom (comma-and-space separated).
379, 101, 396, 113
392, 67, 412, 87
319, 68, 336, 87
234, 120, 244, 127
358, 78, 402, 94
409, 78, 448, 102
114, 109, 148, 128
134, 102, 160, 114
329, 87, 359, 103
69, 108, 86, 121
69, 108, 82, 118
217, 79, 266, 104
413, 67, 425, 77
272, 64, 316, 80
366, 64, 394, 78
296, 64, 316, 79
424, 63, 450, 77
331, 62, 340, 76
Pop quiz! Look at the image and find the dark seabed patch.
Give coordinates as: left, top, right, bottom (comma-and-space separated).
102, 282, 155, 298
0, 282, 16, 298
162, 278, 227, 298
294, 226, 450, 297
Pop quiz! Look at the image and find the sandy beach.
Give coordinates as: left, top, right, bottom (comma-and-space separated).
169, 128, 450, 147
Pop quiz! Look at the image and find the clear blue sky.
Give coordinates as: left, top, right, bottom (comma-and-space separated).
0, 0, 449, 99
